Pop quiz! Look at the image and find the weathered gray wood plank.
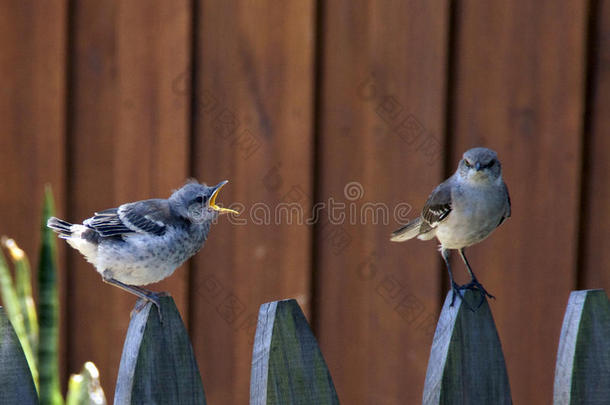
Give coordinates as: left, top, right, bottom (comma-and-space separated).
423, 290, 511, 405
553, 289, 610, 404
114, 297, 206, 405
250, 299, 339, 405
0, 307, 38, 404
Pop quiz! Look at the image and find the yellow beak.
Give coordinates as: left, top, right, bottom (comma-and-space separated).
209, 180, 239, 215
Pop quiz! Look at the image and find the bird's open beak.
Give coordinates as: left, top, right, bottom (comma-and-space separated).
209, 180, 239, 215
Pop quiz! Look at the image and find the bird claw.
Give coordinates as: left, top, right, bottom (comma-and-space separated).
459, 279, 495, 299
450, 281, 465, 306
131, 293, 164, 322
458, 279, 494, 309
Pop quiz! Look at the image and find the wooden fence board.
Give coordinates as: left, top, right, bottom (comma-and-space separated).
554, 289, 610, 404
190, 2, 316, 403
68, 1, 191, 399
423, 290, 511, 405
316, 1, 448, 403
581, 0, 610, 293
0, 307, 38, 404
450, 1, 587, 403
114, 297, 206, 405
250, 299, 339, 405
0, 0, 68, 386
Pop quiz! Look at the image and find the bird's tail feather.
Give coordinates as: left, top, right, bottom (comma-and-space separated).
47, 217, 74, 238
390, 217, 423, 242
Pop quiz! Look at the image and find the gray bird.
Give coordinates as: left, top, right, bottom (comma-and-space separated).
48, 180, 238, 313
390, 147, 511, 308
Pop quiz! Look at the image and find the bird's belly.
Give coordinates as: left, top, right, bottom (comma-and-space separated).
435, 206, 503, 249
96, 232, 203, 286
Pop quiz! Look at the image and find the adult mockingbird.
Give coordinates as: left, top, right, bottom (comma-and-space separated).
390, 147, 511, 308
48, 180, 238, 314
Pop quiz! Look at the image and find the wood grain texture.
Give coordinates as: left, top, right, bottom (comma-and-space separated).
554, 289, 610, 404
191, 2, 315, 403
0, 307, 39, 405
316, 1, 448, 403
68, 1, 191, 399
423, 290, 511, 405
114, 296, 206, 405
581, 0, 610, 293
450, 1, 587, 403
250, 299, 339, 405
0, 0, 68, 386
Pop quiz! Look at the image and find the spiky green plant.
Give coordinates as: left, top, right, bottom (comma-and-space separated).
38, 186, 63, 405
0, 238, 39, 390
0, 186, 106, 405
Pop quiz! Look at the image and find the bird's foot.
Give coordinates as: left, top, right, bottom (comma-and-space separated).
450, 281, 465, 306
459, 279, 494, 309
450, 281, 479, 311
459, 279, 495, 299
131, 292, 165, 322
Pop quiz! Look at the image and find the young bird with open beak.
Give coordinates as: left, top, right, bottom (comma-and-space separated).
391, 147, 511, 308
48, 180, 238, 314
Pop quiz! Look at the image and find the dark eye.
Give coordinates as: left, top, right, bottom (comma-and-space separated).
464, 160, 473, 168
195, 196, 206, 204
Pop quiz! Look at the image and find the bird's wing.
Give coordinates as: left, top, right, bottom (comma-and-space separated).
85, 199, 171, 237
421, 180, 453, 227
498, 181, 511, 226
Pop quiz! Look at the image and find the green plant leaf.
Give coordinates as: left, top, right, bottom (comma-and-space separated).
3, 237, 39, 366
0, 238, 38, 391
38, 186, 63, 405
66, 362, 107, 405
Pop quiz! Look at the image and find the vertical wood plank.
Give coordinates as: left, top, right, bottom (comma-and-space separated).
423, 290, 511, 405
581, 0, 610, 293
250, 299, 339, 405
68, 1, 190, 399
316, 1, 448, 403
0, 0, 68, 386
191, 1, 316, 403
450, 1, 587, 403
0, 307, 39, 404
115, 297, 206, 405
554, 290, 610, 404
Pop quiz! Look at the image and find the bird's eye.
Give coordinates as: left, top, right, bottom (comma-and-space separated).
464, 160, 473, 168
195, 196, 206, 204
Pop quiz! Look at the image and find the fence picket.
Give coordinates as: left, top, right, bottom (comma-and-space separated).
250, 299, 339, 405
423, 290, 511, 404
553, 289, 610, 404
0, 307, 38, 404
114, 297, 206, 405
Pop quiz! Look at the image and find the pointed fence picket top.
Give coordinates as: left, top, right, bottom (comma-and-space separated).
114, 296, 206, 405
250, 299, 339, 405
553, 289, 610, 404
0, 307, 38, 404
422, 289, 511, 405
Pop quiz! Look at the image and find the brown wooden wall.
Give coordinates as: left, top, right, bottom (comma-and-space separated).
0, 1, 607, 404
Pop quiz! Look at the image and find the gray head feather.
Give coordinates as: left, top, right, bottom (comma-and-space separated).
457, 147, 502, 183
168, 181, 219, 224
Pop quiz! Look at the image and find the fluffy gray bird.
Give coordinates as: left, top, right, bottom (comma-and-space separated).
390, 147, 511, 308
48, 180, 238, 313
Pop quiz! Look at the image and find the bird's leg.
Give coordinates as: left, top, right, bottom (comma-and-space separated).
458, 248, 495, 305
102, 270, 164, 321
441, 249, 470, 309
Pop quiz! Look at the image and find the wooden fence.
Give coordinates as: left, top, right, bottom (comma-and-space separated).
2, 1, 610, 404
3, 289, 608, 404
